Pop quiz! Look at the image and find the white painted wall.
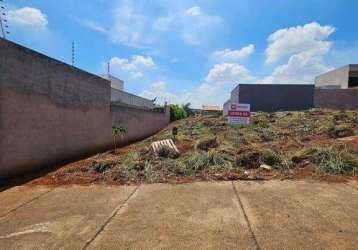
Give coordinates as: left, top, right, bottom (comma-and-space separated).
315, 65, 350, 89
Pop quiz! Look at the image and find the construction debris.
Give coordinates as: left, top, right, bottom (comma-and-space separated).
260, 164, 273, 171
151, 139, 179, 155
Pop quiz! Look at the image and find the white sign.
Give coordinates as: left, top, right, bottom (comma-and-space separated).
228, 103, 251, 124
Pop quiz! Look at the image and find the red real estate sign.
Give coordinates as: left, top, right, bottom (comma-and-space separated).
228, 103, 251, 125
228, 111, 251, 117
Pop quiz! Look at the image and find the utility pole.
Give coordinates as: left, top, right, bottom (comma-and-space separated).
0, 0, 10, 39
71, 41, 75, 66
107, 61, 110, 77
0, 11, 5, 39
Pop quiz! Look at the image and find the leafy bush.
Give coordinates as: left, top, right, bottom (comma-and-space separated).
170, 104, 187, 122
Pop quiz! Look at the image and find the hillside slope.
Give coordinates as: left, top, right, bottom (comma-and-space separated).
29, 109, 358, 185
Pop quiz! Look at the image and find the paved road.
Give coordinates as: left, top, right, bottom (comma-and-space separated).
0, 181, 357, 249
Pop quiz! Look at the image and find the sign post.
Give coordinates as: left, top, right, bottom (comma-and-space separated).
228, 103, 251, 125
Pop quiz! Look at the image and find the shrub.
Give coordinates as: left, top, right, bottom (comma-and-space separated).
170, 104, 187, 122
123, 152, 145, 171
236, 148, 287, 169
158, 146, 180, 159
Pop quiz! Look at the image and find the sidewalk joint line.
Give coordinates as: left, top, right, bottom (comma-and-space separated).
344, 182, 358, 191
231, 182, 261, 250
82, 185, 141, 250
0, 188, 53, 220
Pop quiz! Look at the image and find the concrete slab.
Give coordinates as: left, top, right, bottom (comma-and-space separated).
0, 185, 136, 250
88, 182, 257, 250
234, 181, 358, 250
0, 186, 51, 217
347, 181, 358, 190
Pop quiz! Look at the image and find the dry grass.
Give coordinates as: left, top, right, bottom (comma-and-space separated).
29, 109, 358, 185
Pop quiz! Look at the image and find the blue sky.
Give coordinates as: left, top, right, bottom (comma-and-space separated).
4, 0, 358, 107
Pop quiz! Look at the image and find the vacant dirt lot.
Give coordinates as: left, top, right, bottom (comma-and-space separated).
21, 109, 358, 186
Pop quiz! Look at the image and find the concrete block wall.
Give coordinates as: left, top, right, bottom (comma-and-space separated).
314, 89, 358, 110
0, 39, 169, 179
111, 104, 170, 146
0, 39, 113, 178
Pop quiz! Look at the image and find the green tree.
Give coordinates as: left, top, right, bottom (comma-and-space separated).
170, 104, 187, 122
182, 102, 194, 116
112, 125, 127, 152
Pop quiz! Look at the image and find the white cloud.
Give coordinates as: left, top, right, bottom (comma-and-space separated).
139, 63, 254, 108
127, 22, 337, 108
132, 55, 155, 68
151, 81, 167, 92
106, 0, 155, 48
185, 6, 202, 17
84, 2, 224, 48
110, 55, 156, 81
258, 47, 333, 84
212, 44, 255, 62
80, 20, 106, 33
140, 80, 181, 105
188, 63, 256, 106
204, 63, 255, 85
180, 6, 224, 45
153, 5, 224, 45
259, 22, 336, 83
130, 72, 143, 80
265, 22, 335, 64
7, 7, 48, 28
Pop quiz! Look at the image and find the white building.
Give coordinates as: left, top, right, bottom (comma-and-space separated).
99, 74, 124, 91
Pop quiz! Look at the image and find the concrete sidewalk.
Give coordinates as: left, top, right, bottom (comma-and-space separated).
0, 181, 357, 249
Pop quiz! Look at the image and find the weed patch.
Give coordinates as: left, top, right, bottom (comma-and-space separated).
184, 151, 233, 173
298, 146, 358, 174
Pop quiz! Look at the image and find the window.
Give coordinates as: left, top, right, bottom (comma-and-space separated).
348, 77, 358, 88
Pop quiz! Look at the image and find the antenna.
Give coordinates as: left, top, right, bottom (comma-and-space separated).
71, 41, 75, 66
0, 0, 10, 39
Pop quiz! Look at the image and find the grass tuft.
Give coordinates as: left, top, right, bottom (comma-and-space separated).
184, 151, 233, 173
298, 146, 358, 174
